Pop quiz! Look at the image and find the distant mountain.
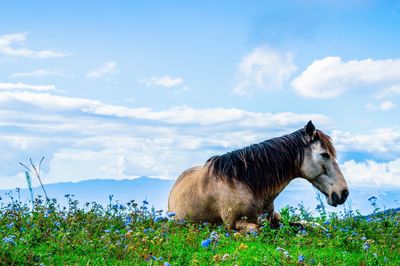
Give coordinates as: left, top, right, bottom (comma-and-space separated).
0, 177, 174, 211
1, 177, 399, 215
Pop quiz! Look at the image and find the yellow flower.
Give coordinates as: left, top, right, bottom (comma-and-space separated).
213, 254, 222, 262
239, 243, 248, 250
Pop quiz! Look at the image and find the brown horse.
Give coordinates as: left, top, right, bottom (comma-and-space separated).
168, 121, 349, 232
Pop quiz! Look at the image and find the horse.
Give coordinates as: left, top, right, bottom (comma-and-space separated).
168, 121, 349, 232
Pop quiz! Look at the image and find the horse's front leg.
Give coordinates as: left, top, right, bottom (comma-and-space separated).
234, 217, 259, 233
263, 202, 281, 229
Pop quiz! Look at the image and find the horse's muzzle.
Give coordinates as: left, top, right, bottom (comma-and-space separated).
331, 189, 349, 206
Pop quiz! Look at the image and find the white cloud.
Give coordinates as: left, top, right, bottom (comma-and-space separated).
86, 62, 118, 79
332, 127, 400, 157
376, 85, 400, 99
342, 159, 400, 187
233, 46, 297, 96
11, 69, 64, 78
0, 32, 70, 58
366, 100, 396, 111
0, 90, 333, 188
139, 75, 184, 88
0, 91, 331, 127
292, 57, 400, 98
0, 82, 57, 91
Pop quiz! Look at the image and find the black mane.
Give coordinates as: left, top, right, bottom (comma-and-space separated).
206, 129, 335, 197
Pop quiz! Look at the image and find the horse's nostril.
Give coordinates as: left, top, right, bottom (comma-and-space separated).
331, 191, 340, 204
342, 189, 349, 200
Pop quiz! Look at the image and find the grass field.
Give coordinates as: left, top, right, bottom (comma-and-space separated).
1, 190, 399, 265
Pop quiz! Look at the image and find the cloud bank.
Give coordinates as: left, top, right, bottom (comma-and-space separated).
292, 56, 400, 98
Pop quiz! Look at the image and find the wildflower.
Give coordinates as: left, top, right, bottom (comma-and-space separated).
222, 254, 230, 261
323, 220, 330, 225
361, 236, 367, 241
283, 251, 290, 258
6, 222, 14, 229
143, 200, 149, 205
143, 228, 154, 234
210, 231, 219, 242
153, 216, 165, 223
368, 196, 377, 202
104, 229, 111, 233
164, 263, 171, 266
363, 241, 371, 251
325, 233, 331, 238
366, 217, 374, 223
3, 236, 16, 245
212, 254, 221, 262
125, 216, 132, 226
299, 229, 307, 236
166, 212, 176, 217
225, 232, 230, 237
201, 238, 212, 248
54, 221, 61, 227
239, 243, 248, 250
298, 255, 305, 263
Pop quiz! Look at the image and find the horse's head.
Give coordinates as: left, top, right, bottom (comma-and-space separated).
299, 121, 349, 207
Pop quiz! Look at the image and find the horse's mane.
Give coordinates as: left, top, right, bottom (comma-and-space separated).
206, 128, 335, 197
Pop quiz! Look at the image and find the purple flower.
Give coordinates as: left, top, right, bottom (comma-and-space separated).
201, 238, 212, 248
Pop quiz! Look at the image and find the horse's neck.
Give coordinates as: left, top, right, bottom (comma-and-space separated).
263, 174, 296, 203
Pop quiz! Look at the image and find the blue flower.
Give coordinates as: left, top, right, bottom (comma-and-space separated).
164, 263, 171, 266
143, 200, 149, 205
299, 229, 307, 236
125, 216, 132, 226
225, 232, 230, 237
54, 222, 61, 227
298, 255, 305, 263
361, 236, 367, 241
201, 238, 212, 248
368, 196, 377, 202
104, 229, 111, 233
363, 242, 371, 251
143, 228, 154, 234
3, 236, 16, 245
154, 216, 165, 223
323, 220, 330, 225
6, 222, 14, 229
166, 212, 176, 217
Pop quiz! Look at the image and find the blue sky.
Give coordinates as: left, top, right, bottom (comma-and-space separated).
1, 1, 400, 189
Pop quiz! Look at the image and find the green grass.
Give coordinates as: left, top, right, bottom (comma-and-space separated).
0, 193, 399, 265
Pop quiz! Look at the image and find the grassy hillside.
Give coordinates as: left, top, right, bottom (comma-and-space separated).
1, 193, 399, 265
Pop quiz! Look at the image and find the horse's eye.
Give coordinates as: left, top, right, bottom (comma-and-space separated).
321, 153, 330, 159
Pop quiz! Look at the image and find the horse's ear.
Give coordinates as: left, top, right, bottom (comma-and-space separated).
305, 120, 316, 141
